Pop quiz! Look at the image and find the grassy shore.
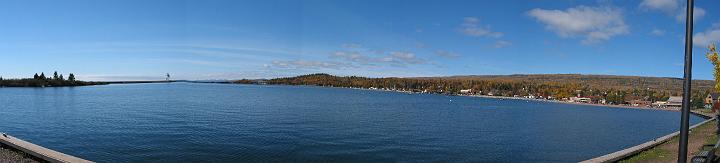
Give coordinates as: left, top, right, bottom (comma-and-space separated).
619, 119, 718, 163
0, 146, 39, 163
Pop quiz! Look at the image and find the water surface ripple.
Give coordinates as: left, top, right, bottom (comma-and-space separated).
0, 83, 703, 162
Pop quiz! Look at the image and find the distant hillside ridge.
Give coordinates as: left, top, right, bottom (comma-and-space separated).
418, 74, 714, 92
250, 73, 713, 106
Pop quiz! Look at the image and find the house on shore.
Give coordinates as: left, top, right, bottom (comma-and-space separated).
705, 93, 720, 109
628, 100, 652, 107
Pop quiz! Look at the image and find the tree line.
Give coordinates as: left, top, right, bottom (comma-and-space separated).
0, 71, 102, 87
257, 73, 710, 107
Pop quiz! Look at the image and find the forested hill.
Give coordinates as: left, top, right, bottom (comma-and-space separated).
257, 73, 715, 104
426, 74, 715, 93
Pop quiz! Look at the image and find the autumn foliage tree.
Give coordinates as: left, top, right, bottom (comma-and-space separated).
707, 43, 720, 92
706, 43, 720, 111
262, 73, 708, 104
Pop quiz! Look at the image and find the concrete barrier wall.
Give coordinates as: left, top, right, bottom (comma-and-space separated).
581, 118, 716, 163
0, 133, 92, 163
691, 110, 715, 119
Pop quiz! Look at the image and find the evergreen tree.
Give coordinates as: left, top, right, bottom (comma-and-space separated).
68, 73, 75, 81
39, 73, 46, 80
59, 74, 64, 81
34, 73, 39, 79
53, 71, 59, 80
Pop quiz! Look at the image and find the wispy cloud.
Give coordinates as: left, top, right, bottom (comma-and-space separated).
19, 41, 300, 60
149, 58, 247, 68
458, 17, 503, 38
270, 60, 350, 70
492, 40, 512, 48
639, 0, 705, 23
330, 51, 380, 64
640, 0, 678, 14
650, 29, 666, 36
342, 43, 362, 49
528, 5, 629, 44
179, 44, 299, 56
434, 50, 460, 58
268, 42, 434, 72
389, 51, 425, 64
329, 50, 426, 66
674, 7, 705, 23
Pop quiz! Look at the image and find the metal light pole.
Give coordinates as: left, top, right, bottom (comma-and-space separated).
678, 0, 694, 162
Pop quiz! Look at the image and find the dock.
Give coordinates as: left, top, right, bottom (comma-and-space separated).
0, 133, 92, 163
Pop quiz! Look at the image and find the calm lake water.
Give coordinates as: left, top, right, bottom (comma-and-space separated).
0, 83, 704, 162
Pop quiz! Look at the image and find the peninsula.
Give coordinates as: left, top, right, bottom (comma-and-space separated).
0, 72, 105, 87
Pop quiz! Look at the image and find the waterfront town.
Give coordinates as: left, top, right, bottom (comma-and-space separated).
1, 0, 719, 162
256, 73, 718, 111
364, 86, 698, 110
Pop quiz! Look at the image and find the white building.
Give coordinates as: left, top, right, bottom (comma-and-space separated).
570, 97, 591, 103
662, 96, 683, 108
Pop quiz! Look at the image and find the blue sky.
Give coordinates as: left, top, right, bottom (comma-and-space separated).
1, 0, 719, 81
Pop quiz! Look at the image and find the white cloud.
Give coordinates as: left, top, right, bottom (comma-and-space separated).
640, 0, 679, 14
434, 50, 460, 58
270, 43, 432, 71
651, 29, 666, 36
330, 50, 426, 67
639, 0, 705, 23
528, 5, 629, 44
459, 17, 503, 38
675, 7, 706, 23
493, 40, 512, 48
693, 25, 720, 47
271, 60, 349, 70
331, 51, 374, 63
389, 52, 425, 64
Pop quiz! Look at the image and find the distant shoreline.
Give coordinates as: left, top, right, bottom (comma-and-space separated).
334, 85, 700, 112
0, 80, 181, 88
237, 83, 680, 112
100, 82, 694, 113
340, 86, 717, 118
465, 94, 677, 111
